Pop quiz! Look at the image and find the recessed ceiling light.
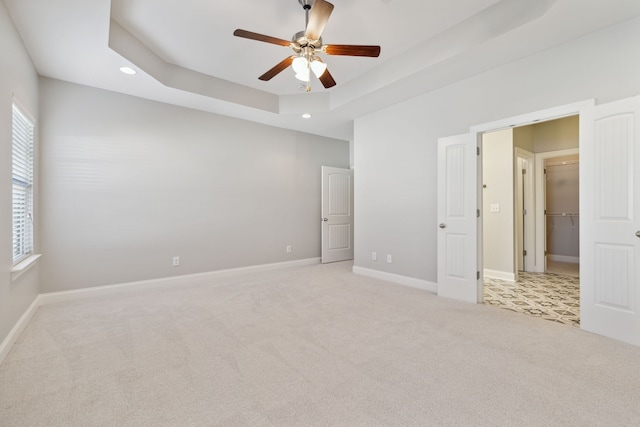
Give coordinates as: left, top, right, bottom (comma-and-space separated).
119, 66, 137, 75
302, 113, 312, 119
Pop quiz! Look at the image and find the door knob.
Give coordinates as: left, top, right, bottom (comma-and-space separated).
322, 218, 328, 222
439, 223, 447, 229
636, 230, 640, 238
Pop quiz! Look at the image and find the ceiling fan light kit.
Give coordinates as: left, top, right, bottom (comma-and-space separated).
233, 0, 381, 92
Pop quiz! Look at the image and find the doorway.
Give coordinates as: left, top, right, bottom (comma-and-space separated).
481, 116, 580, 326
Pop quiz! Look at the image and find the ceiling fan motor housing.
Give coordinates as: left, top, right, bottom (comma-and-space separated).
292, 30, 322, 53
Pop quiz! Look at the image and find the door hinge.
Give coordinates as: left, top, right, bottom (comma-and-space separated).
523, 209, 527, 215
477, 147, 480, 156
544, 250, 548, 256
477, 271, 480, 280
477, 209, 480, 218
523, 250, 527, 256
522, 168, 526, 174
544, 168, 547, 174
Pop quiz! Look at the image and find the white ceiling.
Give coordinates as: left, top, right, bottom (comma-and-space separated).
5, 0, 640, 140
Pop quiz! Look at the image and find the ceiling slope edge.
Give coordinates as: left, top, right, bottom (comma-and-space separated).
107, 0, 557, 122
108, 19, 280, 114
330, 0, 558, 111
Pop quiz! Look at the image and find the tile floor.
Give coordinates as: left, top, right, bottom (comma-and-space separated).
483, 268, 580, 327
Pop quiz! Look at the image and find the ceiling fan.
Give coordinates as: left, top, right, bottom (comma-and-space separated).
233, 0, 381, 92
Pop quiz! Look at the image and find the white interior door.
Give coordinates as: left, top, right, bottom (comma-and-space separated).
321, 166, 354, 264
437, 133, 480, 303
581, 96, 640, 346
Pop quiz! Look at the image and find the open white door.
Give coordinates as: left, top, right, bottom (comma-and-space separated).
321, 166, 354, 264
581, 96, 640, 346
437, 133, 480, 303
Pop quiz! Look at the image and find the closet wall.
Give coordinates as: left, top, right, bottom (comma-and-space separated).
545, 155, 580, 262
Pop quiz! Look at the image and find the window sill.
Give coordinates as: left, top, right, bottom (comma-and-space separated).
11, 254, 42, 281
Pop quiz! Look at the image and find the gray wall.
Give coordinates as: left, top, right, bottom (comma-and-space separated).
353, 17, 640, 283
39, 79, 349, 292
0, 1, 40, 344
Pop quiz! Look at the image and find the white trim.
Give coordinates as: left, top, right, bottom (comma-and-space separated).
0, 296, 41, 367
483, 269, 516, 282
514, 148, 535, 273
39, 257, 321, 306
11, 254, 42, 281
470, 100, 594, 134
535, 148, 580, 273
548, 254, 579, 264
352, 266, 437, 293
471, 99, 594, 299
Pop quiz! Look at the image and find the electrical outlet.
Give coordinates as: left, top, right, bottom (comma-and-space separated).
286, 245, 292, 253
172, 256, 180, 266
372, 251, 377, 261
490, 203, 500, 213
387, 254, 392, 263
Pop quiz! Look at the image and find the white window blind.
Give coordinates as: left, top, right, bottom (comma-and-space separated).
12, 102, 35, 264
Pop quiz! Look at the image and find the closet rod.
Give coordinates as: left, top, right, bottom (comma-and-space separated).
546, 212, 579, 216
546, 160, 579, 167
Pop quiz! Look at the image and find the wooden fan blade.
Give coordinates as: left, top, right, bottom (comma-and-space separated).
259, 56, 295, 81
233, 29, 291, 47
305, 0, 334, 41
318, 67, 336, 88
324, 44, 381, 57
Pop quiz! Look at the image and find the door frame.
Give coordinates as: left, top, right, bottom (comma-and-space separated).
515, 147, 535, 273
469, 100, 594, 301
534, 148, 580, 273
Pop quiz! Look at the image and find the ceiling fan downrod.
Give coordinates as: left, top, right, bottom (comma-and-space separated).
298, 0, 314, 28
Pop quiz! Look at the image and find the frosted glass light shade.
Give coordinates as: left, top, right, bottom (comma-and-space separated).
292, 56, 308, 74
310, 60, 327, 78
295, 69, 310, 82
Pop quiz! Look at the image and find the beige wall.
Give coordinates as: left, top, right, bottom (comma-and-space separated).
482, 129, 515, 277
515, 115, 579, 153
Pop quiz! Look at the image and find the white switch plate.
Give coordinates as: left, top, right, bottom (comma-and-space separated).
286, 245, 292, 253
172, 256, 180, 266
387, 254, 392, 263
372, 251, 377, 261
490, 203, 500, 213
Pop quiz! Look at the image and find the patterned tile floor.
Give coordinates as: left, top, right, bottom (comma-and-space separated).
483, 272, 580, 327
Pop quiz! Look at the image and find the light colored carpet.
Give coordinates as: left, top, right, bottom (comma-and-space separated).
1, 261, 640, 426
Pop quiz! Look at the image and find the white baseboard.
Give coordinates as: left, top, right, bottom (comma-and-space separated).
548, 254, 579, 264
352, 266, 437, 293
39, 257, 322, 306
1, 257, 321, 366
0, 296, 41, 367
483, 269, 516, 282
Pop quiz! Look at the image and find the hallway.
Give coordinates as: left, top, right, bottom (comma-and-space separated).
483, 269, 580, 327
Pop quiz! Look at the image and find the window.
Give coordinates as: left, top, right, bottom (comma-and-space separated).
12, 102, 35, 264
